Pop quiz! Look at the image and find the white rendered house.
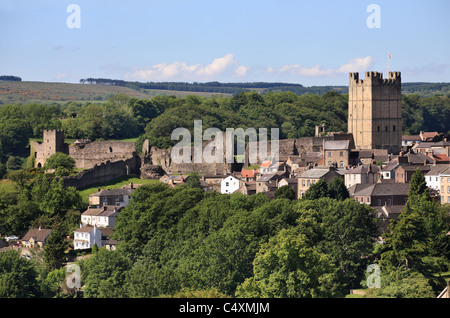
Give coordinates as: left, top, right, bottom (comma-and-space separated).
221, 176, 240, 194
73, 225, 102, 250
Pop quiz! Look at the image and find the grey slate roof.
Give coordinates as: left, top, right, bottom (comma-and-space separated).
345, 164, 381, 174
323, 140, 349, 150
298, 169, 330, 179
21, 228, 52, 242
349, 183, 410, 196
426, 164, 450, 176
90, 188, 134, 197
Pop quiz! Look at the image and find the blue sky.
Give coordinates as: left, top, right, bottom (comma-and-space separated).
0, 0, 449, 85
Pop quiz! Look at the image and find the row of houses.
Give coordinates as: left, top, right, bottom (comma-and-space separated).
16, 184, 138, 251
17, 135, 450, 252
72, 183, 141, 250
156, 137, 450, 234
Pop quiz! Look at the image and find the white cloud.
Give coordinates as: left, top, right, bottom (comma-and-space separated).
125, 53, 242, 81
337, 56, 375, 73
55, 72, 72, 80
118, 55, 376, 82
234, 65, 249, 77
276, 56, 375, 77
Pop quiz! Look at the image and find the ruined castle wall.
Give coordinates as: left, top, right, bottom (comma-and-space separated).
69, 141, 136, 169
63, 153, 140, 189
141, 132, 355, 174
147, 143, 233, 175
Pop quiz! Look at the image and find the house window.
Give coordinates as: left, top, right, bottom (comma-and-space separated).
340, 161, 344, 167
339, 152, 343, 157
448, 178, 450, 183
307, 180, 310, 186
328, 152, 332, 158
302, 180, 305, 187
393, 125, 396, 132
388, 199, 391, 205
226, 182, 229, 186
312, 180, 316, 184
385, 126, 388, 131
377, 126, 380, 132
447, 186, 450, 194
378, 199, 381, 205
367, 197, 370, 203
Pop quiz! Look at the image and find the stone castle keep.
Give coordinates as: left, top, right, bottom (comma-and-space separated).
348, 71, 402, 154
31, 71, 402, 188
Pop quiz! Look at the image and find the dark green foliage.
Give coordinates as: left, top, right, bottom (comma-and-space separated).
109, 185, 380, 297
43, 217, 68, 270
408, 168, 430, 200
302, 177, 349, 201
328, 176, 350, 201
274, 185, 296, 200
186, 172, 203, 189
0, 250, 39, 298
376, 169, 450, 293
302, 178, 330, 200
402, 93, 450, 135
83, 248, 132, 298
44, 152, 76, 176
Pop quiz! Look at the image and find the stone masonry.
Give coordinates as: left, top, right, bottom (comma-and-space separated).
348, 71, 402, 154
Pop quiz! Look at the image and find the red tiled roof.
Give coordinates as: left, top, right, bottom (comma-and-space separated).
260, 161, 272, 168
434, 154, 450, 162
241, 169, 256, 178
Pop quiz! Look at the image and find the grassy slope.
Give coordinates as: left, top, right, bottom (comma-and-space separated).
0, 81, 231, 104
78, 175, 160, 204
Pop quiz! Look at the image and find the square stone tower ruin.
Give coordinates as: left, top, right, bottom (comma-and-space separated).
348, 71, 402, 154
33, 129, 67, 168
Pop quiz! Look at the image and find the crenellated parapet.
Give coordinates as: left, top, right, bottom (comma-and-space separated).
349, 71, 401, 86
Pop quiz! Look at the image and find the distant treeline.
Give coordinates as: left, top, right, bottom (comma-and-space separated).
79, 78, 450, 96
79, 78, 309, 95
78, 77, 347, 95
0, 75, 22, 81
401, 82, 450, 96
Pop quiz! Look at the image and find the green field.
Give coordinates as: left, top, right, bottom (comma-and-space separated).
78, 175, 160, 203
0, 81, 232, 104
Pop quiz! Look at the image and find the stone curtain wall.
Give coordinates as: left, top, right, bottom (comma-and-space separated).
69, 141, 136, 169
63, 154, 140, 189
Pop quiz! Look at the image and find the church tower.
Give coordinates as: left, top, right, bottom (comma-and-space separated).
348, 71, 402, 154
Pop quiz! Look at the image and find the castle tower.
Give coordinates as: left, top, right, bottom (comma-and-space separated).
34, 130, 66, 168
348, 71, 402, 154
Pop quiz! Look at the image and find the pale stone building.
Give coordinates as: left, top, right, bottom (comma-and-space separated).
348, 71, 402, 154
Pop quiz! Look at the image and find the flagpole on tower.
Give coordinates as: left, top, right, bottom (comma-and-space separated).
388, 51, 391, 75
